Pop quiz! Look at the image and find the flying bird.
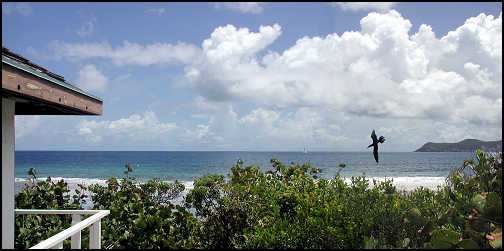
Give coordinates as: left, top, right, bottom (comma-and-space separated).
368, 130, 386, 163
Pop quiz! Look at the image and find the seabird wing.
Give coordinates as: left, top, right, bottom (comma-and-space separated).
371, 130, 377, 142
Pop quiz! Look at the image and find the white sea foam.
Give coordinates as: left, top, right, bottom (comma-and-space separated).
15, 177, 108, 186
18, 176, 448, 191
15, 176, 447, 209
340, 176, 447, 192
17, 176, 446, 193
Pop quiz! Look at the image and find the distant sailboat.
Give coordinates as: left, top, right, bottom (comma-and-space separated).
303, 147, 308, 154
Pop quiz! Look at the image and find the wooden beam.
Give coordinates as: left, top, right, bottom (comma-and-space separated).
2, 64, 102, 115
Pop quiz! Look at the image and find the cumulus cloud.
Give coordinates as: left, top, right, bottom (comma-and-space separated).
185, 23, 282, 101
234, 106, 349, 148
193, 96, 222, 111
75, 110, 228, 147
2, 2, 32, 16
76, 110, 177, 143
238, 108, 279, 124
76, 64, 108, 93
180, 124, 222, 143
77, 18, 96, 37
428, 121, 501, 143
50, 40, 200, 66
184, 10, 501, 127
50, 10, 501, 143
214, 2, 264, 14
332, 2, 397, 12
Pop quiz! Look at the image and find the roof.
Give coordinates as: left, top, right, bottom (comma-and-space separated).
2, 46, 103, 115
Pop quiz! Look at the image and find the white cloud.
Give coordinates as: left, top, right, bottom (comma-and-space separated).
184, 23, 282, 101
47, 10, 501, 147
179, 123, 226, 144
76, 64, 108, 93
456, 96, 502, 126
2, 2, 32, 16
238, 108, 279, 124
214, 2, 264, 14
15, 116, 41, 139
146, 8, 165, 16
76, 110, 177, 143
50, 40, 200, 66
184, 10, 501, 127
77, 18, 96, 37
76, 120, 104, 143
108, 111, 175, 134
75, 110, 227, 146
431, 121, 501, 143
193, 96, 221, 111
332, 2, 397, 12
235, 107, 349, 147
195, 124, 210, 139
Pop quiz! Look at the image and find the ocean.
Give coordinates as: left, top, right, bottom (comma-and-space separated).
15, 151, 477, 197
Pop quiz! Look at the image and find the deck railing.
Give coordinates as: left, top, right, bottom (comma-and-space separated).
14, 209, 110, 249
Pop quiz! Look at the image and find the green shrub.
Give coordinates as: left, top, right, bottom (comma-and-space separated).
14, 169, 88, 248
14, 150, 502, 249
88, 164, 195, 249
403, 150, 502, 249
185, 159, 413, 249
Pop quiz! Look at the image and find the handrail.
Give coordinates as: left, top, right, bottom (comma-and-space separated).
15, 209, 109, 249
15, 209, 104, 215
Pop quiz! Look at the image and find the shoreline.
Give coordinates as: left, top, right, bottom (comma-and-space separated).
16, 176, 449, 210
15, 176, 449, 210
15, 175, 447, 195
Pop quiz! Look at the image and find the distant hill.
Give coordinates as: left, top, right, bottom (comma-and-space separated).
415, 139, 502, 152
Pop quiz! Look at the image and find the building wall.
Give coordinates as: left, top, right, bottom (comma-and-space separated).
2, 98, 15, 248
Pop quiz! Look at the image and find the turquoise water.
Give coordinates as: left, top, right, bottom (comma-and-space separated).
15, 151, 476, 193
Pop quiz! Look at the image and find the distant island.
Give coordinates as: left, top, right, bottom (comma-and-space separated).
415, 139, 502, 152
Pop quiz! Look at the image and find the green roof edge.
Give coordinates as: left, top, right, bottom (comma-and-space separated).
2, 55, 103, 102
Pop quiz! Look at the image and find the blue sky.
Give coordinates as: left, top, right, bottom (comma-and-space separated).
3, 2, 502, 151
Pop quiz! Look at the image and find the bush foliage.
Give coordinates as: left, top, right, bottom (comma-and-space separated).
15, 150, 502, 249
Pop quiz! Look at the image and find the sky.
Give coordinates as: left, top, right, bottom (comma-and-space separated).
2, 2, 502, 152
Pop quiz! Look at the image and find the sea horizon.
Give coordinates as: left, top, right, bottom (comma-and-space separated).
15, 151, 478, 193
15, 149, 415, 153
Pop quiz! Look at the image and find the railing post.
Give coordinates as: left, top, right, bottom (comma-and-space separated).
71, 214, 81, 249
50, 242, 63, 249
15, 209, 109, 249
89, 220, 101, 249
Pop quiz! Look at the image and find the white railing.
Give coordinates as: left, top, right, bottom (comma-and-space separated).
14, 209, 110, 249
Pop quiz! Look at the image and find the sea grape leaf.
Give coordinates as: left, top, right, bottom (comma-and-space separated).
457, 239, 479, 249
431, 239, 452, 249
470, 217, 492, 233
431, 228, 460, 247
483, 192, 502, 220
472, 193, 487, 213
404, 208, 423, 224
487, 228, 502, 249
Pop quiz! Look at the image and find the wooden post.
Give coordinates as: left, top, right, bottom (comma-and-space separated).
71, 214, 81, 249
89, 220, 101, 249
2, 98, 15, 249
